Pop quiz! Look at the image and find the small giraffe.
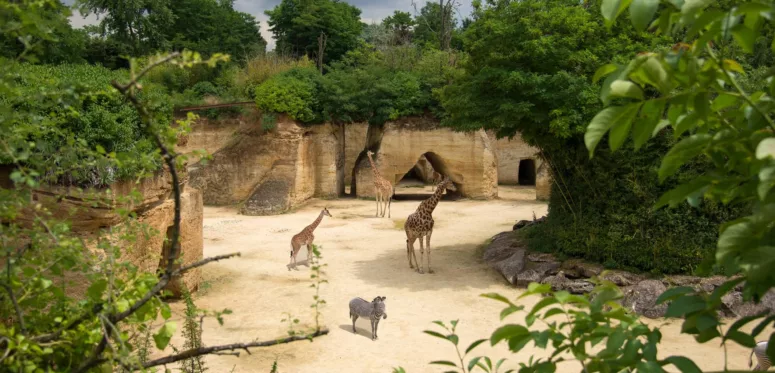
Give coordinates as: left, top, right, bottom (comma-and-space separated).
288, 207, 332, 270
366, 150, 395, 218
404, 176, 456, 274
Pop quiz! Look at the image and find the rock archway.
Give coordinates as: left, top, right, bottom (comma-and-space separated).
353, 118, 498, 199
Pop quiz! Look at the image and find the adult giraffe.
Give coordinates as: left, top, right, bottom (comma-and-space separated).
366, 150, 394, 218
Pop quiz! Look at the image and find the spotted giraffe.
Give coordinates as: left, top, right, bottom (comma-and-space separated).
366, 150, 395, 218
404, 176, 456, 274
288, 207, 332, 270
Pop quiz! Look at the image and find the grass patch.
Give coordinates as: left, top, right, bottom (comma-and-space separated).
393, 218, 406, 230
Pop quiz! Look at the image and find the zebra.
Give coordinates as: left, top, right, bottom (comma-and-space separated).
349, 296, 387, 341
750, 341, 771, 371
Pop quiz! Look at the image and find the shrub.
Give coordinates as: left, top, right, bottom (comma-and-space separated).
235, 53, 314, 99
254, 67, 324, 123
191, 81, 220, 97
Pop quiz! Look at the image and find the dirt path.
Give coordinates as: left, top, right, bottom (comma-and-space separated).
160, 186, 766, 372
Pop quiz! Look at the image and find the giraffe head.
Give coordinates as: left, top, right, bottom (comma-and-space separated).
322, 207, 332, 217
367, 150, 375, 157
438, 176, 457, 192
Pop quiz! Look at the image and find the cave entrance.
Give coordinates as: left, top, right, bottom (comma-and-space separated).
518, 159, 536, 186
394, 152, 459, 201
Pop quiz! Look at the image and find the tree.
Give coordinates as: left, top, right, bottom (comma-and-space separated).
265, 0, 363, 65
413, 1, 456, 50
383, 10, 415, 45
1, 2, 329, 371
0, 0, 86, 64
165, 0, 266, 62
75, 0, 174, 56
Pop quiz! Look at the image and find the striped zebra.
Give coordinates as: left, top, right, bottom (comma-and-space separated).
349, 296, 387, 341
750, 341, 771, 371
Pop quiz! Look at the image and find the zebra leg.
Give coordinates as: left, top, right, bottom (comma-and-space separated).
371, 318, 376, 340
374, 318, 380, 340
351, 314, 358, 333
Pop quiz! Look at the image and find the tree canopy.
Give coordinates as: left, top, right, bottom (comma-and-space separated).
265, 0, 363, 64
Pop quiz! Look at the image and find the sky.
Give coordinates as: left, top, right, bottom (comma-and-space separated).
64, 0, 474, 50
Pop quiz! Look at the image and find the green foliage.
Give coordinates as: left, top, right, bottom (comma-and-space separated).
383, 11, 415, 46
590, 0, 775, 337
254, 67, 324, 123
234, 53, 315, 99
164, 0, 266, 63
413, 1, 457, 50
2, 63, 173, 186
0, 1, 86, 64
265, 0, 364, 64
180, 289, 208, 373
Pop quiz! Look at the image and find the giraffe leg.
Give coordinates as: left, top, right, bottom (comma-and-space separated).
375, 192, 381, 217
418, 236, 425, 274
406, 238, 414, 269
306, 244, 312, 263
426, 231, 434, 274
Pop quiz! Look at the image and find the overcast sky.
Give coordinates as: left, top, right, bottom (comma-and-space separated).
64, 0, 474, 50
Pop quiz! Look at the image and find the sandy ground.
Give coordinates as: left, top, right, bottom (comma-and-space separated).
158, 185, 769, 373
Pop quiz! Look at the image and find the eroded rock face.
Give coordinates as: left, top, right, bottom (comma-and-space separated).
535, 162, 552, 201
492, 133, 541, 185
354, 118, 498, 199
5, 169, 204, 298
187, 115, 339, 215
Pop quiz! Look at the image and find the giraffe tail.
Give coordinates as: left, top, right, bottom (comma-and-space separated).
388, 187, 393, 217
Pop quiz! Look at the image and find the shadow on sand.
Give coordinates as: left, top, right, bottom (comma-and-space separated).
351, 243, 504, 292
338, 324, 375, 340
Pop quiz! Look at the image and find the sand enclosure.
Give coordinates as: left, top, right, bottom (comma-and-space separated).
158, 186, 768, 372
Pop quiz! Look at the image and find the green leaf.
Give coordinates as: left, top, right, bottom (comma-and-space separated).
87, 279, 108, 301
468, 357, 483, 372
632, 100, 666, 149
732, 24, 756, 53
711, 93, 738, 111
654, 178, 711, 209
636, 361, 666, 373
528, 297, 559, 318
500, 305, 522, 320
756, 138, 775, 160
752, 316, 775, 337
593, 64, 619, 83
723, 59, 746, 74
449, 334, 460, 346
429, 361, 458, 367
674, 112, 699, 137
686, 10, 724, 38
610, 110, 635, 151
681, 0, 713, 17
655, 287, 696, 305
725, 330, 756, 348
639, 57, 671, 93
586, 104, 642, 156
717, 220, 756, 263
161, 303, 172, 320
663, 356, 701, 373
629, 0, 659, 31
664, 295, 706, 318
115, 299, 129, 313
153, 322, 177, 350
481, 293, 514, 305
490, 324, 529, 346
658, 134, 712, 182
602, 0, 633, 26
609, 80, 644, 100
466, 339, 488, 355
424, 330, 448, 340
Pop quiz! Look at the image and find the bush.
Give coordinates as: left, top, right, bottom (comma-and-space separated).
235, 54, 314, 99
3, 63, 171, 186
254, 67, 324, 122
191, 81, 220, 97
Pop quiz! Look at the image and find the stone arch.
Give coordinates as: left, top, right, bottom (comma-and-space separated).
518, 158, 537, 186
394, 152, 462, 199
353, 118, 497, 199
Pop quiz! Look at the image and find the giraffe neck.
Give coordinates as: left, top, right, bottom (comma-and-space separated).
308, 211, 325, 232
420, 183, 446, 214
367, 153, 381, 179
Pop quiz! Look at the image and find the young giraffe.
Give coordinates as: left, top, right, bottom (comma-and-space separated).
404, 176, 456, 274
366, 150, 395, 218
288, 207, 332, 270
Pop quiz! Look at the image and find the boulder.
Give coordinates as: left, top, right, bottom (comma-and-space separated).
542, 271, 594, 294
661, 275, 702, 287
516, 260, 561, 287
623, 280, 668, 319
513, 220, 530, 230
493, 250, 527, 285
561, 259, 604, 279
721, 290, 775, 318
482, 232, 526, 285
601, 270, 645, 286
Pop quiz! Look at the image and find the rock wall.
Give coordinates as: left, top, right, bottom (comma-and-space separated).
188, 114, 339, 215
353, 117, 498, 199
535, 162, 552, 201
8, 169, 203, 298
492, 133, 542, 185
176, 112, 257, 164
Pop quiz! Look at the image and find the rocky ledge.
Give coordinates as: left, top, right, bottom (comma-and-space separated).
484, 227, 775, 319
